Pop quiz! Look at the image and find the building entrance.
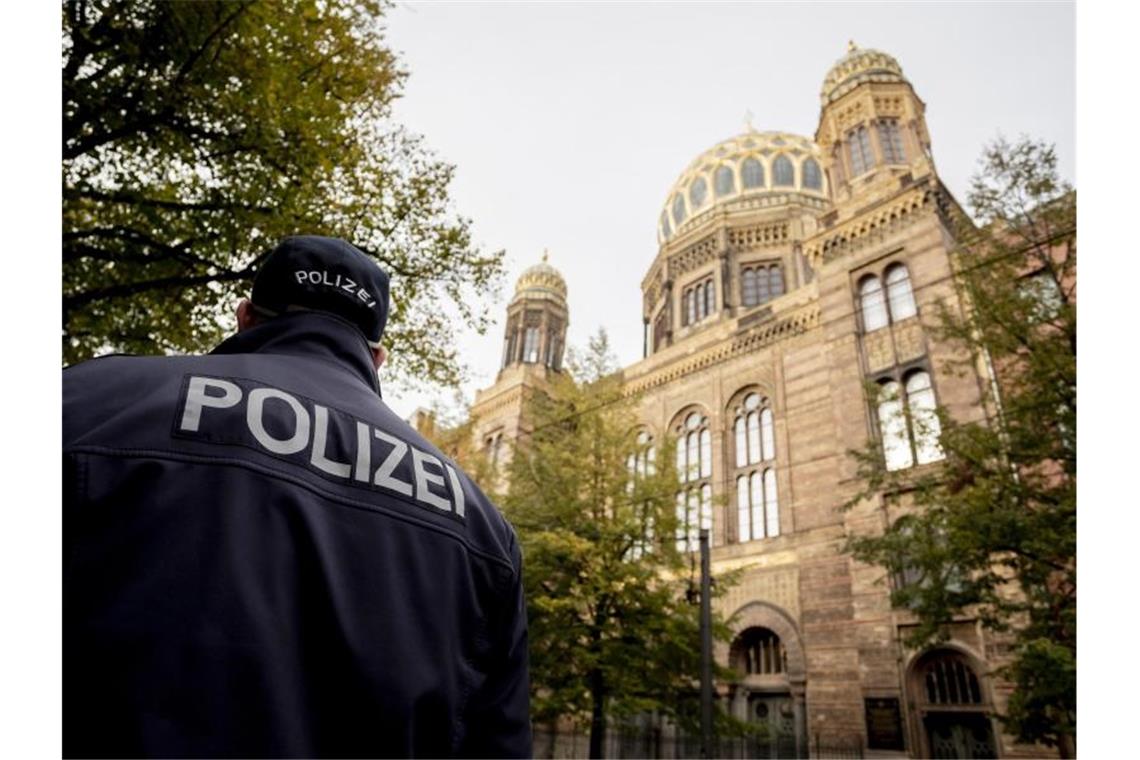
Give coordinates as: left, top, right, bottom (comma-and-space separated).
747, 693, 797, 759
923, 712, 997, 759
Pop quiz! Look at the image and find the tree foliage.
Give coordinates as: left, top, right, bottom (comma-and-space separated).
62, 0, 503, 387
503, 331, 741, 757
846, 137, 1075, 754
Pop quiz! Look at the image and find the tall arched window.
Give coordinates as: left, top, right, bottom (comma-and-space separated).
715, 165, 736, 196
675, 410, 712, 552
848, 125, 874, 176
877, 119, 906, 164
660, 210, 672, 240
802, 158, 822, 190
773, 155, 794, 187
859, 275, 889, 331
742, 262, 786, 307
741, 267, 758, 306
522, 326, 541, 363
885, 264, 917, 321
626, 430, 657, 560
741, 157, 765, 189
731, 392, 779, 542
877, 380, 913, 471
906, 371, 942, 464
703, 280, 715, 318
877, 372, 945, 470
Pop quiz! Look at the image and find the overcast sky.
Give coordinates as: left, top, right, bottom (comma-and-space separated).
380, 1, 1075, 420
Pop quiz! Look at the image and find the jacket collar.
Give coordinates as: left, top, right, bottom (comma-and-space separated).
210, 311, 382, 396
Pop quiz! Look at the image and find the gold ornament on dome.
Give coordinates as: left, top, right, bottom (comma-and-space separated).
820, 43, 906, 105
515, 251, 568, 300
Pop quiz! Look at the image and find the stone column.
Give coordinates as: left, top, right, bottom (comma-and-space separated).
791, 682, 807, 759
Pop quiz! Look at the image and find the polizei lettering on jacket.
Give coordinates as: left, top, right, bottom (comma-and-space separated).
174, 375, 465, 519
295, 269, 377, 308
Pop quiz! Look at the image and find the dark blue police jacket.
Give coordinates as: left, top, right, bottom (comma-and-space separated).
63, 312, 531, 758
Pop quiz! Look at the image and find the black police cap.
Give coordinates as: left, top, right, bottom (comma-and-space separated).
251, 236, 391, 347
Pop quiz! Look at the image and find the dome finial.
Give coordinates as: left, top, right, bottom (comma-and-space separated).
847, 39, 858, 53
744, 108, 756, 132
542, 248, 549, 263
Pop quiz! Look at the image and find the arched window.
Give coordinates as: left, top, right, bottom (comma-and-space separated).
730, 627, 786, 675
859, 275, 889, 331
741, 157, 765, 189
906, 371, 942, 464
741, 267, 758, 307
675, 410, 712, 552
878, 380, 913, 471
877, 119, 906, 164
732, 392, 779, 542
626, 430, 657, 560
672, 193, 687, 226
660, 210, 672, 240
704, 280, 715, 318
877, 373, 945, 470
802, 158, 822, 190
522, 326, 541, 363
885, 264, 917, 321
769, 266, 784, 298
715, 165, 735, 196
772, 155, 794, 187
690, 177, 708, 210
848, 125, 874, 176
918, 651, 983, 706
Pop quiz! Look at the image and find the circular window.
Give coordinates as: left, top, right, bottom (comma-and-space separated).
755, 703, 769, 719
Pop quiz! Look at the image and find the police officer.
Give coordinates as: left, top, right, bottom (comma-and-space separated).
63, 236, 531, 758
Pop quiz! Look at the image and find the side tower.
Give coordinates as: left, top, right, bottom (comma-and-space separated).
470, 253, 569, 485
805, 44, 1006, 757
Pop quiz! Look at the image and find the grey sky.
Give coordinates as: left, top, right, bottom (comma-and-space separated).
380, 1, 1075, 419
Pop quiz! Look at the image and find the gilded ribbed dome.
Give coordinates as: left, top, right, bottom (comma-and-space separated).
658, 130, 827, 245
820, 41, 906, 105
515, 252, 567, 301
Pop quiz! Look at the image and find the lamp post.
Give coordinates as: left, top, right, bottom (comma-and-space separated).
699, 528, 713, 759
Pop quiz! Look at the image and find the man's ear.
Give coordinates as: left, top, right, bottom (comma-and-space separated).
371, 345, 388, 370
236, 299, 258, 332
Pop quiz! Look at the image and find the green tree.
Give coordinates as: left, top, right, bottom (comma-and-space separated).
504, 330, 740, 759
63, 0, 502, 387
846, 137, 1075, 756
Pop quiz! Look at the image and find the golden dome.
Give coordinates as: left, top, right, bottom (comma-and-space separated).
514, 250, 567, 301
658, 130, 827, 245
820, 42, 906, 105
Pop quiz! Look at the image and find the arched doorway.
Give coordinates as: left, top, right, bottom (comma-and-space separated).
908, 648, 998, 759
729, 627, 797, 758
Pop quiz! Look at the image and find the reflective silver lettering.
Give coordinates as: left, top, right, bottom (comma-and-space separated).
354, 420, 371, 483
444, 463, 466, 518
247, 387, 310, 455
310, 405, 351, 478
372, 429, 413, 496
294, 270, 308, 284
342, 277, 357, 293
411, 448, 451, 513
180, 376, 241, 432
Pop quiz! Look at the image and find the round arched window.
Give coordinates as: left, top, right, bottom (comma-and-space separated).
741, 157, 765, 189
802, 158, 822, 190
672, 194, 687, 226
689, 177, 708, 209
773, 155, 794, 187
714, 165, 735, 196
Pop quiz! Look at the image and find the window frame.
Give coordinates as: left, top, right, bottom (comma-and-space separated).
730, 391, 780, 543
873, 365, 945, 471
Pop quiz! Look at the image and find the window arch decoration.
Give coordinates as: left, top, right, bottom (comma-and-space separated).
625, 428, 658, 560
682, 276, 716, 326
730, 391, 779, 542
741, 157, 765, 189
772, 155, 794, 187
915, 650, 985, 706
714, 164, 736, 196
858, 274, 889, 331
876, 369, 944, 471
802, 158, 822, 190
673, 408, 712, 553
885, 263, 917, 321
730, 627, 786, 675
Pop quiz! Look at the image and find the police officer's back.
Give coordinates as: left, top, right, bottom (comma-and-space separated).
63, 236, 531, 758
